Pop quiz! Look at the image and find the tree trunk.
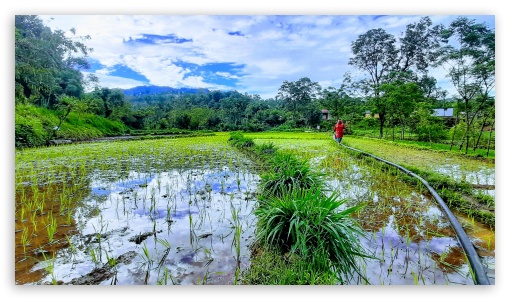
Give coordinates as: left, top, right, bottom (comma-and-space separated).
458, 129, 468, 152
450, 125, 458, 151
378, 115, 384, 139
473, 113, 489, 151
464, 99, 469, 154
486, 120, 494, 157
450, 100, 460, 151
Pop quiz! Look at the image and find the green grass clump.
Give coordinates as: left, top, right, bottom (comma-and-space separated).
253, 142, 277, 156
228, 131, 255, 149
473, 193, 495, 208
259, 152, 325, 198
229, 131, 371, 283
255, 187, 370, 284
241, 246, 337, 285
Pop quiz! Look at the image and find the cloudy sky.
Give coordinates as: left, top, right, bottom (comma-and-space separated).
39, 14, 494, 99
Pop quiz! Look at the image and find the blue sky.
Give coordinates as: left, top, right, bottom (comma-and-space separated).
39, 14, 495, 99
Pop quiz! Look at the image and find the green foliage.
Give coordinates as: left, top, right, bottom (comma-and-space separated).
259, 152, 325, 198
90, 87, 131, 120
15, 104, 128, 148
241, 246, 337, 285
15, 15, 92, 106
253, 142, 277, 156
228, 131, 255, 149
255, 188, 370, 283
231, 131, 370, 283
58, 112, 128, 140
15, 104, 60, 148
410, 104, 448, 142
277, 77, 321, 125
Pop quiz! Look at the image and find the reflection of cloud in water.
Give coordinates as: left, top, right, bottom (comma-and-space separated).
423, 206, 443, 219
192, 170, 247, 193
426, 236, 458, 255
90, 176, 155, 196
133, 208, 197, 219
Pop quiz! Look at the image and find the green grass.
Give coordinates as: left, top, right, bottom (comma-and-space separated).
255, 187, 370, 283
241, 246, 337, 285
347, 134, 495, 159
15, 104, 129, 148
229, 132, 371, 284
259, 152, 326, 198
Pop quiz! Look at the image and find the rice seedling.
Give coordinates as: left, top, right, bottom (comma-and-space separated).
139, 242, 153, 284
20, 227, 31, 255
29, 212, 38, 231
230, 203, 242, 268
19, 206, 26, 223
41, 252, 58, 285
46, 214, 58, 244
157, 266, 176, 285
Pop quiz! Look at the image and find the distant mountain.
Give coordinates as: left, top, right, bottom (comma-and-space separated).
122, 86, 209, 96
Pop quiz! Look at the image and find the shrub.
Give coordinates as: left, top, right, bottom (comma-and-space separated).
15, 104, 129, 148
255, 187, 370, 283
228, 131, 254, 149
254, 142, 277, 156
259, 152, 325, 197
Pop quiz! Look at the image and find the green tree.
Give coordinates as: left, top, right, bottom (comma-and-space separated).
15, 15, 92, 106
435, 17, 495, 154
276, 77, 321, 122
380, 74, 424, 140
92, 87, 131, 120
410, 103, 446, 143
349, 17, 440, 138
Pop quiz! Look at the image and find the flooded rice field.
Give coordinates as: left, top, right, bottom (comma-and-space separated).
15, 133, 495, 285
342, 136, 495, 187
250, 135, 495, 285
15, 136, 259, 285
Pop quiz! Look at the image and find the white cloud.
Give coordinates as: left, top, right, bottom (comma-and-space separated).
39, 14, 495, 99
83, 72, 147, 90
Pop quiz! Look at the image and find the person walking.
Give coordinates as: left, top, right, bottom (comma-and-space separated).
334, 119, 345, 144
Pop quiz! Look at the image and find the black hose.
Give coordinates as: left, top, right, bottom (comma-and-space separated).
339, 143, 491, 285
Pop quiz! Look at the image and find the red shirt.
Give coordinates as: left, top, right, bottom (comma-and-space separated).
334, 123, 345, 138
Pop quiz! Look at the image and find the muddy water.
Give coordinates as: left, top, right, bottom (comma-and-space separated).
16, 134, 495, 285
15, 144, 259, 285
325, 154, 495, 285
253, 137, 495, 285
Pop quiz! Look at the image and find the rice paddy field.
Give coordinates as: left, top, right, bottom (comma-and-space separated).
14, 132, 495, 285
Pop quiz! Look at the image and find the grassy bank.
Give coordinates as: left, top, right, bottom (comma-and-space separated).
228, 132, 371, 284
348, 132, 495, 159
15, 104, 129, 148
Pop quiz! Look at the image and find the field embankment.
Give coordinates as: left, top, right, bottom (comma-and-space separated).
15, 104, 129, 148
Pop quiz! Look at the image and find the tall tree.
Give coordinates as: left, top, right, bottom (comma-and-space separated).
276, 77, 321, 122
15, 15, 92, 106
435, 17, 495, 153
349, 17, 440, 138
380, 73, 425, 140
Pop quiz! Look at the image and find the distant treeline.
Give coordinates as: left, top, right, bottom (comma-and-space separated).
15, 15, 494, 154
